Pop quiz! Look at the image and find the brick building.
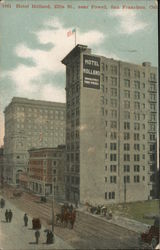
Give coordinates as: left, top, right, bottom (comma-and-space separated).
28, 145, 65, 201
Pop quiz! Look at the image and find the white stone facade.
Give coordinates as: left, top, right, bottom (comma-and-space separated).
4, 97, 66, 184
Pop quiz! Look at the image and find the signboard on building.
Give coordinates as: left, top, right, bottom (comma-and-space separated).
83, 55, 100, 89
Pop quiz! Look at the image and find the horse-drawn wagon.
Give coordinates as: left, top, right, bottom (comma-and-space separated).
139, 216, 160, 249
13, 190, 23, 198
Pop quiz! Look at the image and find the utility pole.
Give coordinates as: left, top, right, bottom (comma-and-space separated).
51, 174, 54, 233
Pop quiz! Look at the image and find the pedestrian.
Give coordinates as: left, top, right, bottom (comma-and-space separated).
0, 198, 5, 208
8, 209, 13, 222
24, 213, 28, 227
46, 230, 54, 244
35, 230, 40, 244
69, 204, 73, 213
5, 209, 9, 222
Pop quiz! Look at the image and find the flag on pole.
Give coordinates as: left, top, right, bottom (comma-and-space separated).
67, 28, 76, 37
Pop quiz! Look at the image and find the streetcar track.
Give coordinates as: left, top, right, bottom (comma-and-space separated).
2, 186, 140, 249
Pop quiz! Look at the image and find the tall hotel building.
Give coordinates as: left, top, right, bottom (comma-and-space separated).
62, 44, 157, 204
4, 97, 66, 184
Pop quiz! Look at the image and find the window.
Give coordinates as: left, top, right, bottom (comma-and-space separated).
134, 133, 140, 141
124, 90, 130, 98
124, 165, 130, 172
150, 144, 156, 151
124, 68, 130, 77
134, 155, 140, 161
109, 192, 115, 199
150, 84, 156, 91
110, 132, 117, 139
134, 175, 140, 183
111, 110, 117, 118
134, 144, 140, 151
150, 154, 156, 161
105, 177, 107, 183
105, 153, 107, 159
134, 81, 140, 89
150, 134, 156, 141
110, 176, 117, 183
124, 176, 130, 183
111, 88, 117, 97
150, 73, 156, 81
110, 143, 117, 150
134, 113, 140, 121
134, 91, 140, 99
150, 103, 156, 111
124, 122, 130, 130
101, 63, 104, 71
111, 99, 117, 108
111, 77, 117, 86
124, 144, 130, 151
111, 65, 117, 75
110, 154, 117, 161
101, 84, 104, 93
134, 102, 140, 109
134, 123, 140, 130
110, 121, 117, 129
101, 74, 104, 81
124, 79, 130, 88
150, 114, 156, 122
124, 154, 130, 161
134, 70, 140, 78
124, 132, 130, 140
110, 165, 117, 172
150, 93, 156, 101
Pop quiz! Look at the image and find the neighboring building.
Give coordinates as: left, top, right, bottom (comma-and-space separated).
4, 97, 66, 185
28, 145, 65, 201
62, 44, 157, 204
19, 172, 29, 189
0, 147, 4, 187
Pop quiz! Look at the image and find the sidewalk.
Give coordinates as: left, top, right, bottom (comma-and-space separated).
0, 195, 73, 250
77, 204, 149, 234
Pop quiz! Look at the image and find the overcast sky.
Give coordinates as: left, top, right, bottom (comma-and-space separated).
0, 0, 158, 146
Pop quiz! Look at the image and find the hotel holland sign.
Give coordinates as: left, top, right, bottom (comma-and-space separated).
83, 54, 100, 89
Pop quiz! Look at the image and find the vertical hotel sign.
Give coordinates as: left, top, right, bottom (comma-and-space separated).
83, 55, 100, 89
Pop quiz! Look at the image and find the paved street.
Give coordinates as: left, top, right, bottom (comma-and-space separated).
0, 196, 72, 250
1, 186, 141, 249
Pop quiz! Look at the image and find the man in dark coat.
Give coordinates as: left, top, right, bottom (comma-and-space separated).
8, 209, 13, 222
24, 213, 28, 227
46, 230, 54, 244
5, 209, 9, 222
35, 230, 40, 244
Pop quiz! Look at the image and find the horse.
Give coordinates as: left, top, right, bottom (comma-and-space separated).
55, 209, 76, 229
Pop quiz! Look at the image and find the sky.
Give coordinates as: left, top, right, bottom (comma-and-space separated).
0, 0, 158, 146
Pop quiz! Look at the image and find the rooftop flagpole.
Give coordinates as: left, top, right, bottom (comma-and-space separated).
75, 28, 76, 46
